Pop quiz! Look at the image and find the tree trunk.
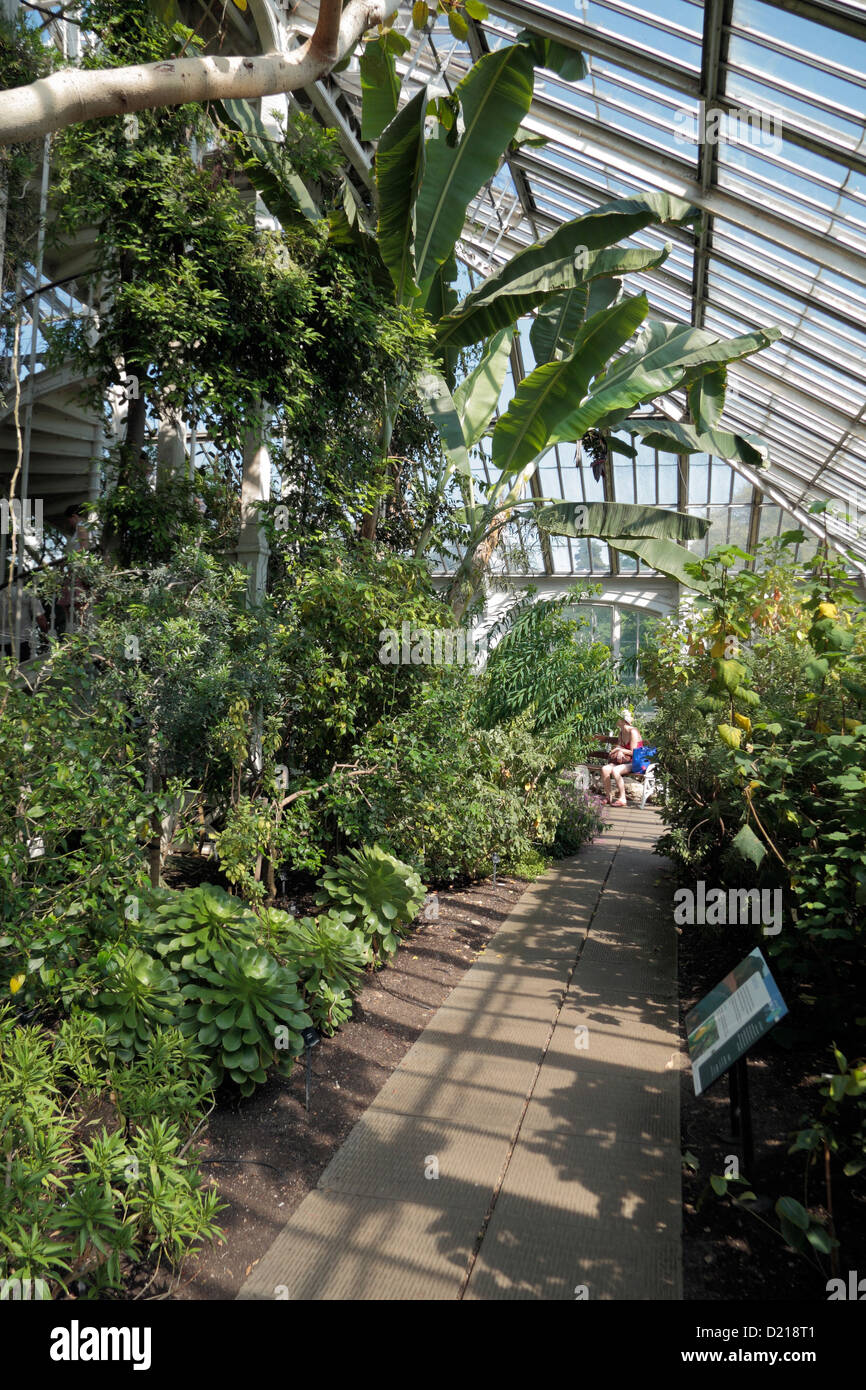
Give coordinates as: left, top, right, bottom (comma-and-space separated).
447, 510, 512, 622
0, 0, 393, 143
358, 378, 401, 543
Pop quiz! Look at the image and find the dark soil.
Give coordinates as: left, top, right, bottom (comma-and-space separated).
136, 870, 530, 1301
678, 916, 866, 1301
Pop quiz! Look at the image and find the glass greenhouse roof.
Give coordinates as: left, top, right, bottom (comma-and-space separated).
281, 0, 866, 579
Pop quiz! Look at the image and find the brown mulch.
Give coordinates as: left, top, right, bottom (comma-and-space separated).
678, 917, 866, 1302
136, 871, 530, 1301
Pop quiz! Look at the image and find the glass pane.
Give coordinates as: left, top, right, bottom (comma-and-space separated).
614, 460, 635, 503
636, 465, 657, 504
620, 609, 639, 663
688, 457, 710, 504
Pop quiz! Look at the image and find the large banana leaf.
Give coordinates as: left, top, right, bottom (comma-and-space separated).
453, 327, 514, 448
532, 501, 709, 543
360, 36, 403, 141
414, 44, 537, 298
529, 284, 588, 367
375, 89, 428, 303
492, 295, 649, 476
417, 368, 471, 488
530, 500, 708, 587
528, 245, 669, 364
600, 321, 781, 398
625, 418, 770, 470
689, 367, 726, 433
517, 30, 587, 83
425, 248, 460, 327
435, 194, 697, 349
439, 253, 586, 352
216, 99, 319, 227
547, 321, 782, 446
607, 536, 707, 589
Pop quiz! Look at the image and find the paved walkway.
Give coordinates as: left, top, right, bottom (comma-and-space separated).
238, 807, 681, 1300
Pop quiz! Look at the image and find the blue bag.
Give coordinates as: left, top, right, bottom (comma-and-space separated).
631, 745, 657, 775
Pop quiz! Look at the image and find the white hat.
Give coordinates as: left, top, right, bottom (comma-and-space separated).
620, 708, 633, 722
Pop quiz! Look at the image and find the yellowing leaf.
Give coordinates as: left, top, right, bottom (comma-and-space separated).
9, 974, 25, 994
717, 723, 742, 749
733, 712, 752, 733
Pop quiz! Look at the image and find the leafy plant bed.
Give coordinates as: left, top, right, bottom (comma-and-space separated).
128, 872, 531, 1299
679, 921, 866, 1301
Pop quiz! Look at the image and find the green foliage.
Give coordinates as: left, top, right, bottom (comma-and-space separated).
328, 670, 565, 882
141, 884, 259, 977
107, 1026, 215, 1129
217, 100, 334, 227
177, 948, 310, 1096
548, 784, 609, 859
478, 588, 631, 758
316, 845, 426, 959
93, 947, 183, 1063
359, 31, 410, 141
0, 13, 56, 311
645, 543, 866, 979
48, 547, 287, 803
210, 796, 290, 906
701, 1167, 837, 1268
414, 44, 535, 297
96, 475, 211, 567
501, 846, 553, 880
0, 1005, 221, 1296
47, 0, 433, 547
263, 908, 372, 1035
492, 295, 650, 476
0, 653, 165, 1004
791, 1047, 866, 1183
646, 538, 866, 1244
269, 542, 457, 779
436, 193, 697, 353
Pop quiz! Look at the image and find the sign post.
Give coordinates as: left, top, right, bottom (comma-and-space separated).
728, 1054, 755, 1175
301, 1026, 319, 1116
686, 948, 787, 1172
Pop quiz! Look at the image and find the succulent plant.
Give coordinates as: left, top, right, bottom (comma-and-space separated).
315, 845, 426, 958
177, 947, 310, 1096
93, 948, 183, 1063
140, 885, 259, 980
307, 982, 354, 1036
262, 908, 373, 1035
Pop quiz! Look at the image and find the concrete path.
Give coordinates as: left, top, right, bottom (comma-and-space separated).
238, 807, 681, 1301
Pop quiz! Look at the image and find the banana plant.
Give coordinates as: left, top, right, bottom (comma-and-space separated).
441, 259, 781, 605
615, 367, 774, 471
428, 289, 779, 607
228, 31, 780, 598
365, 36, 779, 596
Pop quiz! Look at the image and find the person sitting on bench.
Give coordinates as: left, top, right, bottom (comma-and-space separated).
601, 708, 643, 806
